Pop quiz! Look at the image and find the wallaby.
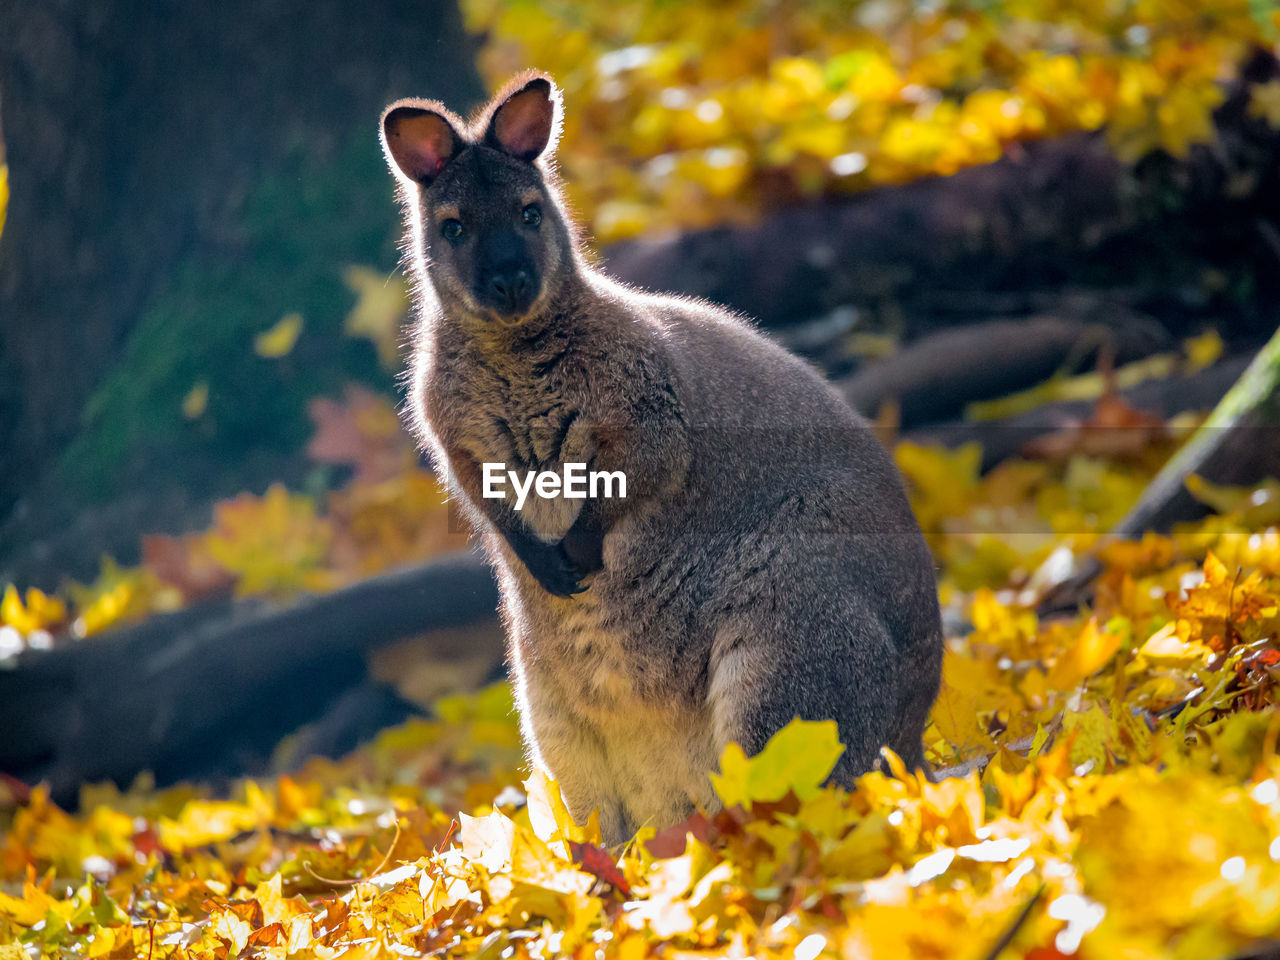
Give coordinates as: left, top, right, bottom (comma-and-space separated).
381, 71, 943, 845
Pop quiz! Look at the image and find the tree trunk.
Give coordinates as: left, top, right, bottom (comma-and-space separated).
0, 0, 484, 527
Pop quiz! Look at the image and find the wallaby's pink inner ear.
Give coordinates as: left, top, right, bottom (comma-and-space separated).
484, 76, 560, 162
382, 105, 459, 186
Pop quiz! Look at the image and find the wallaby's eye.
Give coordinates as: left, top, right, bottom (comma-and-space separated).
441, 219, 465, 242
521, 204, 542, 227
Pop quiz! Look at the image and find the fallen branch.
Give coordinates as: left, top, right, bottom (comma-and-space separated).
603, 133, 1135, 333
905, 354, 1251, 469
840, 314, 1169, 428
1039, 324, 1280, 614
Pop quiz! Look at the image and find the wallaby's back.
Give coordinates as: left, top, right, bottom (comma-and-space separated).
591, 278, 943, 768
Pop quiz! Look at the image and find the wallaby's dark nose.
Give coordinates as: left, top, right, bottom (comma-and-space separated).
487, 269, 532, 312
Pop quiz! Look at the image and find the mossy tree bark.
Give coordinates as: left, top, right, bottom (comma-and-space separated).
0, 0, 484, 579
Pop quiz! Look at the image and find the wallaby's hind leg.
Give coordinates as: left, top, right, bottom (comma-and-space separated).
707, 602, 910, 786
889, 630, 943, 776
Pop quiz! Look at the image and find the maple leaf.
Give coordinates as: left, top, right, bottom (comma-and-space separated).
66, 558, 171, 638
202, 484, 335, 598
1022, 391, 1169, 462
643, 811, 716, 859
307, 384, 414, 485
1061, 706, 1111, 772
931, 674, 990, 755
1043, 618, 1122, 691
460, 809, 518, 873
1, 584, 67, 636
710, 717, 845, 808
1136, 622, 1211, 667
569, 840, 632, 896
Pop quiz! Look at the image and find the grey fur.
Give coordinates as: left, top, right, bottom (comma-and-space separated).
381, 72, 943, 845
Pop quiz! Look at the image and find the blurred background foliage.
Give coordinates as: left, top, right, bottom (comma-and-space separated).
2, 0, 1279, 592
467, 0, 1277, 239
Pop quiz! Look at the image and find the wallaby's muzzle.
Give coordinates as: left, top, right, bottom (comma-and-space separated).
473, 221, 541, 317
479, 264, 537, 316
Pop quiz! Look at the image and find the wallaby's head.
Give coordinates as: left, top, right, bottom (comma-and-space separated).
381, 72, 575, 328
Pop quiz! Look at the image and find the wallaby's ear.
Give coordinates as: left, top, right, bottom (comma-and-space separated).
483, 73, 562, 162
381, 100, 462, 187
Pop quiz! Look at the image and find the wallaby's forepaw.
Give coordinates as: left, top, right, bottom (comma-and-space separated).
506, 526, 587, 597
529, 541, 587, 597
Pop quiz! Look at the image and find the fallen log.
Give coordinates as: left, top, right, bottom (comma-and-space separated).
0, 550, 500, 806
603, 134, 1135, 333
602, 67, 1280, 347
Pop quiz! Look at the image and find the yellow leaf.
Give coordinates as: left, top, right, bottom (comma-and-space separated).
1183, 329, 1224, 373
1249, 80, 1280, 128
0, 883, 65, 926
460, 809, 517, 872
709, 717, 845, 808
1020, 666, 1049, 707
894, 442, 982, 528
931, 678, 987, 755
344, 265, 408, 370
182, 380, 209, 419
0, 163, 8, 242
822, 810, 894, 879
1, 584, 66, 635
85, 926, 134, 959
1045, 618, 1121, 690
202, 484, 333, 598
254, 312, 304, 358
1028, 722, 1051, 758
209, 909, 252, 956
157, 797, 264, 850
1062, 706, 1110, 772
67, 560, 157, 638
1137, 622, 1209, 666
524, 767, 594, 852
1203, 550, 1230, 587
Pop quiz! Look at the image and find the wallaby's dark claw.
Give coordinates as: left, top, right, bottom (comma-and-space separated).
505, 525, 587, 597
535, 547, 587, 597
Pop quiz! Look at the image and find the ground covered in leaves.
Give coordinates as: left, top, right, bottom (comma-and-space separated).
4, 424, 1280, 958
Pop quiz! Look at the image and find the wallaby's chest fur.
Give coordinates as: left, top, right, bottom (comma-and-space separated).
428, 304, 729, 833
382, 71, 944, 845
427, 300, 694, 699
